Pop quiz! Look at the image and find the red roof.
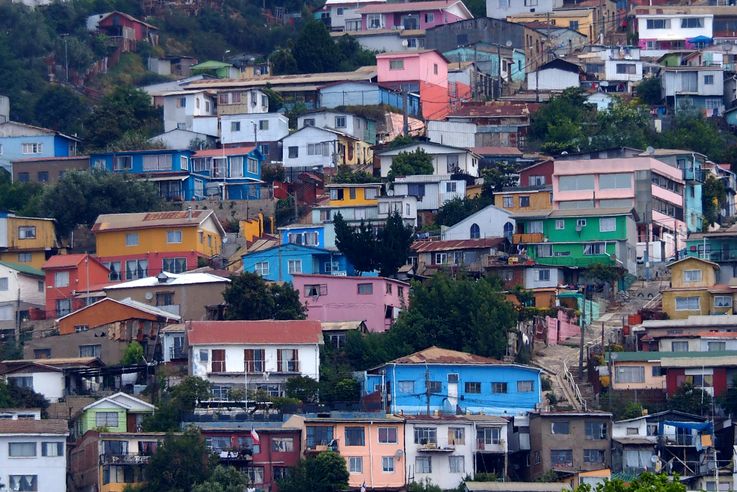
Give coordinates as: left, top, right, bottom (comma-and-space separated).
412, 237, 505, 253
193, 146, 256, 158
358, 0, 459, 14
187, 320, 323, 345
42, 254, 108, 271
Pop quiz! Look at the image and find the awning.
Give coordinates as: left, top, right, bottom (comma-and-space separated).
144, 175, 189, 182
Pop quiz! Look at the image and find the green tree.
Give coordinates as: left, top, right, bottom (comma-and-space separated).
285, 375, 319, 403
261, 163, 285, 183
223, 272, 306, 320
481, 162, 519, 195
138, 429, 213, 492
656, 112, 730, 161
33, 86, 88, 136
583, 263, 625, 297
530, 88, 592, 154
142, 376, 212, 432
668, 383, 712, 416
270, 46, 299, 75
121, 341, 144, 365
0, 170, 43, 217
333, 213, 379, 274
589, 99, 651, 151
378, 211, 414, 277
387, 149, 434, 180
574, 472, 685, 492
435, 196, 483, 227
292, 21, 340, 74
38, 169, 166, 237
278, 451, 349, 492
192, 465, 249, 492
702, 173, 727, 227
334, 34, 376, 71
636, 77, 663, 105
333, 165, 375, 184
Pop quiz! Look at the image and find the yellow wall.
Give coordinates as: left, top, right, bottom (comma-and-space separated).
669, 258, 717, 289
96, 226, 221, 258
328, 186, 381, 207
662, 290, 712, 319
611, 361, 666, 391
240, 212, 266, 242
342, 138, 373, 166
494, 189, 553, 213
2, 217, 57, 267
0, 251, 48, 269
507, 11, 595, 39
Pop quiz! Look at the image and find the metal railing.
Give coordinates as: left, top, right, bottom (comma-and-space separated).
100, 454, 152, 465
563, 360, 587, 411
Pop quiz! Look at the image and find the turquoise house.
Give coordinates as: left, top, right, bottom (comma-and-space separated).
443, 44, 526, 82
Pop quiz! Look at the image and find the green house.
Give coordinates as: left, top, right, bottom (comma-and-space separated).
513, 208, 638, 277
75, 392, 155, 438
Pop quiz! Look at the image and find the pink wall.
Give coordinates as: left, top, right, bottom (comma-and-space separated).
292, 274, 410, 332
377, 51, 448, 87
360, 9, 465, 30
545, 311, 580, 345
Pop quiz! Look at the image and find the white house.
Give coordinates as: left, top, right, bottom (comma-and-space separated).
323, 0, 386, 31
602, 47, 643, 85
393, 174, 466, 212
298, 110, 374, 144
220, 113, 290, 156
661, 66, 725, 114
377, 142, 480, 178
150, 129, 216, 150
486, 0, 563, 19
281, 126, 348, 169
0, 262, 44, 334
187, 320, 323, 399
426, 120, 477, 148
441, 204, 515, 240
0, 408, 42, 420
527, 58, 582, 92
636, 11, 713, 57
0, 419, 69, 492
1, 362, 65, 403
523, 266, 563, 289
162, 90, 217, 133
161, 323, 186, 363
377, 195, 419, 226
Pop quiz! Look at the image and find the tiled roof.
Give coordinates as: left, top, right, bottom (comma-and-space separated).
390, 346, 503, 365
187, 320, 324, 345
193, 146, 256, 158
92, 210, 219, 233
0, 419, 69, 435
411, 237, 504, 253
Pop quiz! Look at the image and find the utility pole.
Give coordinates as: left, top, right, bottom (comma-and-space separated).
496, 43, 502, 100
61, 34, 69, 84
401, 86, 409, 136
425, 366, 431, 416
579, 285, 586, 377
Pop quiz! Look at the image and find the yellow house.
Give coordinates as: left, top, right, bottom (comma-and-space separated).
494, 187, 553, 214
661, 257, 734, 319
507, 8, 597, 40
326, 183, 382, 207
92, 210, 225, 280
0, 212, 59, 268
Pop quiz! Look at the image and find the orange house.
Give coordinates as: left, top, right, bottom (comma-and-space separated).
42, 254, 111, 318
56, 297, 180, 336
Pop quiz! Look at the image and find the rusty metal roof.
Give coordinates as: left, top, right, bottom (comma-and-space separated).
411, 237, 504, 253
390, 346, 503, 365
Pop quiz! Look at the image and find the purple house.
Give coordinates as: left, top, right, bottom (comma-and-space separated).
355, 0, 473, 32
291, 273, 410, 332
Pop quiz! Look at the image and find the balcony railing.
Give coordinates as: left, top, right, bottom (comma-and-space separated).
245, 361, 266, 372
535, 255, 615, 267
277, 361, 300, 373
100, 454, 152, 465
513, 233, 544, 244
417, 442, 454, 452
169, 346, 186, 360
682, 168, 704, 183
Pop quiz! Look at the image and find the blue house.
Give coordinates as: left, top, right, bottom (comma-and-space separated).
278, 223, 336, 249
318, 81, 421, 118
191, 146, 264, 200
363, 347, 542, 416
0, 121, 80, 173
242, 243, 355, 283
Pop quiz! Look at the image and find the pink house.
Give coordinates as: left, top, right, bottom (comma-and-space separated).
552, 156, 687, 255
356, 0, 472, 31
291, 274, 410, 332
377, 50, 450, 120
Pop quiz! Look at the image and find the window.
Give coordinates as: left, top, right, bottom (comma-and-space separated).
303, 118, 315, 127
33, 348, 50, 359
448, 427, 465, 445
41, 442, 64, 457
55, 299, 71, 316
399, 381, 414, 393
345, 427, 366, 446
433, 63, 438, 75
536, 244, 553, 258
21, 143, 42, 154
17, 226, 36, 239
615, 365, 645, 383
555, 219, 565, 230
708, 341, 726, 351
155, 292, 174, 308
537, 269, 550, 282
113, 155, 132, 170
683, 270, 702, 282
465, 381, 481, 393
125, 233, 139, 246
681, 17, 703, 28
288, 146, 298, 158
704, 74, 715, 85
304, 284, 328, 297
584, 449, 605, 463
616, 64, 637, 75
449, 455, 464, 473
378, 427, 397, 443
8, 377, 32, 389
142, 154, 171, 171
585, 422, 607, 440
583, 243, 605, 256
167, 230, 182, 244
17, 172, 29, 182
527, 220, 543, 234
478, 427, 500, 445
125, 259, 148, 280
551, 449, 573, 466
414, 427, 437, 445
416, 456, 432, 474
646, 19, 669, 29
252, 261, 270, 276
468, 223, 481, 239
358, 283, 373, 295
425, 12, 434, 23
518, 380, 534, 392
211, 349, 226, 372
54, 271, 69, 287
519, 196, 530, 207
229, 156, 244, 177
445, 181, 457, 193
247, 466, 265, 485
287, 260, 302, 274
671, 341, 689, 352
8, 476, 37, 491
269, 437, 293, 453
335, 116, 347, 128
569, 20, 579, 30
600, 217, 616, 232
37, 171, 48, 182
79, 344, 101, 358
675, 296, 700, 311
389, 60, 404, 70
551, 421, 570, 434
503, 196, 513, 208
349, 456, 363, 473
95, 412, 119, 427
492, 382, 507, 393
162, 257, 187, 273
559, 175, 595, 191
382, 456, 395, 472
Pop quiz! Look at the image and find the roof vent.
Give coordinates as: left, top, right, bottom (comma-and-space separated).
157, 272, 169, 283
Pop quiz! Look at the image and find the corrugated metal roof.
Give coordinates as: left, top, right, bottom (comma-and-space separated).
0, 419, 69, 435
390, 346, 504, 365
447, 101, 541, 118
193, 146, 255, 157
548, 207, 635, 218
357, 1, 462, 14
187, 320, 323, 345
92, 210, 221, 233
411, 237, 504, 253
0, 261, 43, 277
640, 315, 737, 328
465, 482, 569, 492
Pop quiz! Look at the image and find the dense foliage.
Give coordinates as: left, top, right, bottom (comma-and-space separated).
435, 195, 491, 228
223, 272, 306, 320
278, 451, 349, 492
143, 376, 212, 432
387, 149, 434, 181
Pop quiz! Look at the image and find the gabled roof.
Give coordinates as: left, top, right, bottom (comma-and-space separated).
186, 320, 324, 345
446, 101, 540, 119
389, 346, 504, 365
0, 120, 81, 142
1, 358, 103, 371
105, 271, 230, 290
535, 58, 583, 74
376, 141, 476, 156
666, 256, 720, 271
42, 254, 109, 271
412, 237, 505, 253
94, 11, 158, 30
56, 297, 181, 323
282, 125, 360, 141
0, 261, 43, 278
92, 210, 224, 236
0, 419, 69, 435
357, 0, 471, 16
82, 392, 156, 413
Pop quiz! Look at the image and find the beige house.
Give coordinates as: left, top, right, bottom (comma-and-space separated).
104, 271, 230, 321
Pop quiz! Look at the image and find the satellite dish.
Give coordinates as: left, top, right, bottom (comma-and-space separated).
395, 449, 404, 459
401, 39, 409, 47
646, 146, 655, 155
145, 292, 154, 300
505, 40, 513, 47
651, 455, 659, 463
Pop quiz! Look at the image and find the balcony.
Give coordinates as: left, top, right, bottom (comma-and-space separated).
476, 439, 505, 453
215, 447, 254, 461
169, 346, 186, 360
417, 442, 454, 452
513, 233, 544, 244
682, 168, 704, 183
100, 453, 152, 465
535, 255, 615, 267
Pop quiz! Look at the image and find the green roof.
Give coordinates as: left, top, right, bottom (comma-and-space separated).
0, 261, 43, 278
607, 350, 737, 362
191, 60, 233, 69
